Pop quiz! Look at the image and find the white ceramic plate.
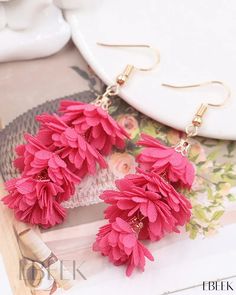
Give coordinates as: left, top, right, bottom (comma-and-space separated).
65, 0, 236, 140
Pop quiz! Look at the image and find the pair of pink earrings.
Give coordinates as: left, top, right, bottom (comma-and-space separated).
91, 44, 230, 276
3, 43, 230, 276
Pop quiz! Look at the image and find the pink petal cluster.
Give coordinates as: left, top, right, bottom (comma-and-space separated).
14, 134, 81, 202
36, 114, 107, 178
94, 132, 193, 275
59, 100, 129, 155
3, 177, 66, 228
14, 134, 47, 173
4, 132, 83, 227
4, 99, 128, 228
126, 169, 192, 227
100, 169, 191, 241
94, 167, 192, 275
136, 133, 195, 189
93, 217, 154, 276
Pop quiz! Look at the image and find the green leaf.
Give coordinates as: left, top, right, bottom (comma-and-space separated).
131, 146, 142, 156
227, 141, 236, 155
227, 194, 236, 202
196, 161, 206, 168
189, 228, 198, 239
201, 138, 219, 147
207, 150, 219, 161
193, 207, 207, 222
140, 120, 157, 137
211, 210, 224, 221
213, 167, 222, 173
186, 223, 191, 232
109, 105, 119, 114
221, 175, 236, 185
186, 222, 199, 239
207, 187, 214, 200
190, 155, 199, 162
214, 193, 223, 201
224, 163, 233, 172
226, 173, 236, 180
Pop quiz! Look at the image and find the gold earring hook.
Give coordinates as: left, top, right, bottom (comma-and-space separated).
92, 42, 160, 110
162, 80, 231, 139
162, 80, 231, 107
97, 42, 160, 72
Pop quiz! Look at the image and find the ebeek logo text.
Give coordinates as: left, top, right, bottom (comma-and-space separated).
203, 281, 234, 291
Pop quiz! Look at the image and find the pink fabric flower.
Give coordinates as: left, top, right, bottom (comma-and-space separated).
14, 134, 48, 173
59, 100, 129, 156
93, 217, 154, 276
2, 177, 66, 228
36, 114, 107, 178
136, 133, 195, 189
100, 169, 191, 241
14, 144, 27, 172
14, 134, 81, 202
125, 169, 192, 227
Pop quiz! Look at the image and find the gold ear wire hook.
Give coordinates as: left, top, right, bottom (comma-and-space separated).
162, 80, 231, 137
162, 80, 231, 107
93, 42, 160, 110
97, 42, 160, 72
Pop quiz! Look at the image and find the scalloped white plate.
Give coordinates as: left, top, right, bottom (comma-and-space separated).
65, 0, 236, 140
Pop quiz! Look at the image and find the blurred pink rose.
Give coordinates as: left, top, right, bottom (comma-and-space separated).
108, 152, 136, 178
117, 115, 139, 138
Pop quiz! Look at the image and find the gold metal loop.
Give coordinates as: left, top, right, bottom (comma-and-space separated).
104, 84, 120, 96
92, 84, 120, 111
174, 138, 192, 156
185, 124, 198, 137
97, 42, 160, 72
162, 80, 231, 107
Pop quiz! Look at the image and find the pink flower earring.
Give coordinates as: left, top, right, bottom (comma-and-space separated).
137, 81, 231, 189
3, 43, 160, 228
94, 80, 231, 276
55, 42, 160, 156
